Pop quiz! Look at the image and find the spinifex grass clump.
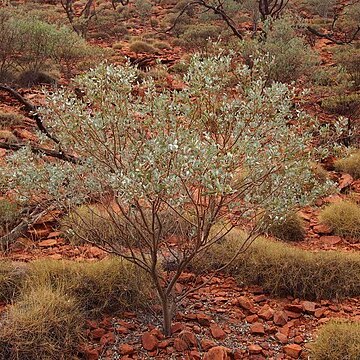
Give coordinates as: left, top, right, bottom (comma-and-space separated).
0, 261, 25, 303
0, 287, 84, 360
26, 258, 151, 316
311, 320, 360, 360
1, 53, 333, 335
191, 229, 360, 300
319, 201, 360, 240
334, 151, 360, 179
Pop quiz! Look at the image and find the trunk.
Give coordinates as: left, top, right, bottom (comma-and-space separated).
161, 296, 175, 337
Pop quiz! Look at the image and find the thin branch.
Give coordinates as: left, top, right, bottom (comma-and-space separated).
0, 142, 81, 164
306, 25, 360, 45
0, 85, 59, 144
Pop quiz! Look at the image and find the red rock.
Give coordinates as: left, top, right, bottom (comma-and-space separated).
273, 311, 288, 326
294, 336, 304, 344
313, 223, 332, 234
38, 239, 58, 247
320, 236, 342, 246
100, 332, 115, 345
284, 304, 303, 313
302, 301, 316, 313
14, 129, 37, 141
258, 304, 274, 320
47, 231, 62, 238
190, 350, 201, 360
196, 313, 212, 326
84, 347, 99, 360
285, 310, 302, 319
210, 323, 226, 340
283, 344, 302, 358
158, 339, 172, 348
250, 322, 265, 335
142, 332, 158, 351
339, 173, 353, 190
171, 322, 185, 334
275, 332, 288, 344
238, 296, 254, 310
203, 346, 230, 360
119, 344, 134, 355
174, 337, 189, 351
246, 314, 259, 323
253, 294, 266, 303
91, 328, 106, 339
201, 338, 216, 351
179, 330, 198, 347
314, 308, 326, 318
248, 344, 262, 354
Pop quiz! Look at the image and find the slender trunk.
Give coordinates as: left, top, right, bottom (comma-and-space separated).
161, 295, 175, 337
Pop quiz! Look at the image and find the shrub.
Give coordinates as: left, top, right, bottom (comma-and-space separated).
321, 93, 360, 116
191, 229, 360, 299
1, 54, 333, 335
267, 213, 306, 242
0, 198, 20, 236
129, 40, 157, 54
0, 261, 25, 303
0, 287, 84, 360
179, 24, 222, 50
333, 46, 360, 89
0, 11, 100, 82
319, 201, 360, 240
334, 151, 360, 179
305, 0, 336, 17
239, 16, 319, 83
26, 257, 151, 315
311, 320, 360, 360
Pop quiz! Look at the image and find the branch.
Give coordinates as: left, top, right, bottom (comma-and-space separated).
0, 203, 55, 251
306, 25, 360, 45
0, 85, 59, 144
0, 142, 81, 164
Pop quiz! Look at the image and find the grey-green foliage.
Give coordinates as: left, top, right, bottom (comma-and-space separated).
1, 53, 332, 224
239, 16, 319, 83
0, 9, 98, 78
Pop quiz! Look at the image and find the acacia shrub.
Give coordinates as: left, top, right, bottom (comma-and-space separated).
1, 54, 333, 335
239, 16, 319, 83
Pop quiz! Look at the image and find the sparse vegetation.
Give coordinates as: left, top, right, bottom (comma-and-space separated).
267, 213, 306, 242
319, 201, 360, 240
311, 320, 360, 360
0, 287, 84, 360
321, 93, 360, 116
334, 151, 360, 179
129, 40, 157, 53
0, 112, 25, 129
192, 229, 360, 299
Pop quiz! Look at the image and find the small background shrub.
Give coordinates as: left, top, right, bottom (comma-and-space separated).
319, 201, 360, 240
0, 261, 25, 303
311, 319, 360, 360
266, 213, 306, 242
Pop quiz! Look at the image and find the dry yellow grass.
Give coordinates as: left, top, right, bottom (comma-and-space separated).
311, 319, 360, 360
319, 200, 360, 240
334, 151, 360, 179
0, 286, 84, 360
192, 229, 360, 299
